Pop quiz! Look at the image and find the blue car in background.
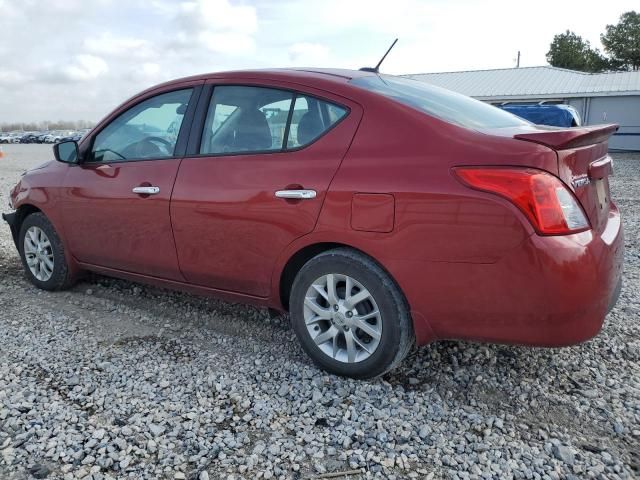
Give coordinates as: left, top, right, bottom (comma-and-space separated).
499, 104, 581, 127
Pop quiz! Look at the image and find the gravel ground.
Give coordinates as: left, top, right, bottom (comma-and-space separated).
0, 144, 638, 480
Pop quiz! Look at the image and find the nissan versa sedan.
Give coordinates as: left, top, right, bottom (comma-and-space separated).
3, 69, 624, 379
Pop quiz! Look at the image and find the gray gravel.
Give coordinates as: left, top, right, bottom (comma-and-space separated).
0, 144, 639, 480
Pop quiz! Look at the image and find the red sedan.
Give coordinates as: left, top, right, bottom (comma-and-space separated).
3, 69, 624, 378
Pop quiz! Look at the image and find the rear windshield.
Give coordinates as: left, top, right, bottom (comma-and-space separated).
350, 75, 529, 129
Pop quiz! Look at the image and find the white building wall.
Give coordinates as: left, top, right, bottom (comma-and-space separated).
567, 98, 586, 122
586, 96, 640, 151
489, 95, 640, 151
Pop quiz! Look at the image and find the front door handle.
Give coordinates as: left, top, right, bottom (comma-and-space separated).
132, 186, 160, 195
275, 189, 316, 200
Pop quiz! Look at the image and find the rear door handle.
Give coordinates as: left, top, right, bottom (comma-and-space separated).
275, 189, 317, 200
132, 186, 160, 195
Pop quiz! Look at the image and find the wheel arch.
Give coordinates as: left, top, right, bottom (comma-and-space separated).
6, 204, 43, 246
277, 241, 408, 313
279, 242, 344, 310
9, 202, 81, 279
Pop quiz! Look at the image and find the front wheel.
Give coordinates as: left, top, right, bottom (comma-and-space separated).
18, 212, 74, 291
290, 248, 414, 379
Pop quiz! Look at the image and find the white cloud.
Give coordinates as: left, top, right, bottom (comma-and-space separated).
288, 43, 330, 65
314, 0, 433, 36
178, 0, 256, 33
84, 33, 154, 59
0, 0, 20, 18
48, 0, 108, 11
0, 71, 28, 86
61, 54, 109, 82
128, 62, 162, 81
1, 0, 639, 122
171, 0, 257, 55
197, 31, 256, 54
141, 62, 160, 76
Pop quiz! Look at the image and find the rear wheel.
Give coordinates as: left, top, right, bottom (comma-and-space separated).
18, 212, 74, 290
290, 248, 414, 379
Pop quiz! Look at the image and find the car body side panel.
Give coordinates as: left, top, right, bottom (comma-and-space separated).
420, 208, 624, 346
269, 95, 591, 345
351, 193, 395, 233
323, 90, 559, 262
9, 161, 83, 277
59, 159, 185, 280
6, 69, 624, 354
170, 81, 363, 297
53, 80, 204, 280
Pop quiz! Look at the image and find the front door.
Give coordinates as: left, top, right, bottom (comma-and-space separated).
171, 83, 362, 297
60, 87, 197, 280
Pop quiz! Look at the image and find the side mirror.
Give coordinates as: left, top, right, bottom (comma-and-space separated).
53, 140, 79, 164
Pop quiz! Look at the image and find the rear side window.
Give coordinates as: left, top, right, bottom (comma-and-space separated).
350, 75, 528, 130
200, 85, 348, 155
286, 95, 347, 148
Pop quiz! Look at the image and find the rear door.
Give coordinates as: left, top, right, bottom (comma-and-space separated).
60, 86, 201, 280
170, 81, 362, 297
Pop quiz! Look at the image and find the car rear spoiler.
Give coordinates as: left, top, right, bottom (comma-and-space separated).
513, 124, 619, 150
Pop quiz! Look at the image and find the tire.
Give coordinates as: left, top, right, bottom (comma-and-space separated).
290, 248, 414, 379
18, 212, 74, 291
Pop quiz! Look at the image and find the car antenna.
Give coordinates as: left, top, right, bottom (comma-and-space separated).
359, 38, 398, 73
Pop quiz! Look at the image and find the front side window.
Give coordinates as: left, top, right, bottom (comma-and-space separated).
200, 86, 348, 155
350, 75, 529, 130
91, 89, 193, 162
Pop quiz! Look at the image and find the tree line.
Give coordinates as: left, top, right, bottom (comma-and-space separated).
0, 120, 95, 132
547, 10, 640, 72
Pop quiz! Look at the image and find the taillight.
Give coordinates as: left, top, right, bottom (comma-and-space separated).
453, 167, 590, 235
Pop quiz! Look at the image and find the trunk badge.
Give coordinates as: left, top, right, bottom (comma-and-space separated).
572, 175, 591, 189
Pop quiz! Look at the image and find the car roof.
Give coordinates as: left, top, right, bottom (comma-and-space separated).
142, 68, 377, 96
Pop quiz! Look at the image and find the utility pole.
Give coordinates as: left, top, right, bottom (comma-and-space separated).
516, 51, 521, 68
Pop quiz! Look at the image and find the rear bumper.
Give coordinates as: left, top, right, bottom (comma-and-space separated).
406, 205, 624, 347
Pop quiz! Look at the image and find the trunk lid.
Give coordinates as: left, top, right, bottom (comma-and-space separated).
513, 124, 618, 234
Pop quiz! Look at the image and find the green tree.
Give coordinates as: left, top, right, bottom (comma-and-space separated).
546, 30, 609, 72
584, 48, 613, 72
601, 11, 640, 71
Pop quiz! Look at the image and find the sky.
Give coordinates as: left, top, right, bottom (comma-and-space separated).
0, 0, 637, 123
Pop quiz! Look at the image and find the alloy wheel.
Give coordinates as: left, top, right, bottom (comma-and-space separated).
23, 226, 55, 282
303, 273, 382, 363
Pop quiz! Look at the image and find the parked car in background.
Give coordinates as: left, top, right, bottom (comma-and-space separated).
43, 131, 70, 143
57, 133, 83, 143
6, 130, 89, 144
0, 133, 21, 143
2, 69, 623, 379
36, 133, 50, 143
498, 103, 581, 127
19, 133, 42, 144
43, 133, 60, 144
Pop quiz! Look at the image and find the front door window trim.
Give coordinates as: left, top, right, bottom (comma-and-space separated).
85, 87, 197, 164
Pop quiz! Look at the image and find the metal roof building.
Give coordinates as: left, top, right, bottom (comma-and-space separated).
405, 66, 640, 151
